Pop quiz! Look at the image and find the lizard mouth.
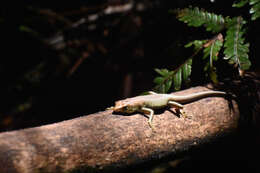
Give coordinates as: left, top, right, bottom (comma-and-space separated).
113, 106, 124, 112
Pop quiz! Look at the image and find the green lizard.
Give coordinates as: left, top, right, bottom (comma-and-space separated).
109, 90, 226, 129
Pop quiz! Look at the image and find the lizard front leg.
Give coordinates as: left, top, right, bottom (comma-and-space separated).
141, 107, 154, 129
168, 101, 187, 118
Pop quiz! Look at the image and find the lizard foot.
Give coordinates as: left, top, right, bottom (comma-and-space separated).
148, 121, 156, 132
176, 108, 191, 119
179, 109, 192, 119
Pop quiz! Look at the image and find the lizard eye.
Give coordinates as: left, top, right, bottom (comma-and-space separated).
122, 106, 131, 112
123, 106, 129, 110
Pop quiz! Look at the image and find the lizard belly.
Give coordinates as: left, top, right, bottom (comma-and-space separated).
144, 98, 169, 109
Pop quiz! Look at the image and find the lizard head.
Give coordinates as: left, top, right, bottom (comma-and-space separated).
112, 100, 140, 114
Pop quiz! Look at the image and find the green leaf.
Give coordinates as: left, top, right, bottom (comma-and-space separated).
154, 68, 172, 93
233, 0, 249, 7
203, 39, 223, 67
204, 62, 210, 72
224, 17, 251, 71
153, 77, 164, 84
209, 69, 218, 84
198, 35, 223, 83
250, 0, 260, 5
182, 59, 192, 82
153, 59, 192, 93
203, 63, 218, 83
154, 68, 169, 76
165, 78, 172, 92
185, 40, 207, 51
250, 0, 260, 20
19, 25, 40, 37
249, 1, 260, 20
176, 7, 225, 33
173, 70, 182, 90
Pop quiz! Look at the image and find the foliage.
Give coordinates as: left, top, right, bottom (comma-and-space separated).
233, 0, 260, 20
154, 5, 255, 93
224, 17, 251, 70
154, 59, 192, 92
250, 0, 260, 20
154, 69, 173, 93
233, 0, 249, 8
177, 7, 225, 33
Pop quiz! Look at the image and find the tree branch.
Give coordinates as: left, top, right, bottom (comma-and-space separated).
0, 86, 239, 173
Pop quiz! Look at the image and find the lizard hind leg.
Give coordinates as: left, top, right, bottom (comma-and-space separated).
141, 107, 155, 130
168, 101, 187, 118
168, 101, 184, 109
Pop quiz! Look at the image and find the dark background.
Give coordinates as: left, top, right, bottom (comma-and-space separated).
2, 0, 259, 131
0, 1, 259, 172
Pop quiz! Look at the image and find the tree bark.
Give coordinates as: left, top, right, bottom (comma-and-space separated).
0, 86, 240, 173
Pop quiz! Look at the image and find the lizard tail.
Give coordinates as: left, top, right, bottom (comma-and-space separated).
170, 90, 226, 103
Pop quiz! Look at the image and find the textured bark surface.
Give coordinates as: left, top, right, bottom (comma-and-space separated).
0, 86, 239, 173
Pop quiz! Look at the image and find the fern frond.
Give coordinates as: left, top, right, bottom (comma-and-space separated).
250, 0, 260, 20
233, 0, 260, 20
153, 59, 192, 92
185, 39, 207, 51
233, 0, 249, 7
203, 39, 223, 83
224, 17, 251, 70
176, 7, 225, 33
203, 39, 223, 67
154, 69, 173, 93
185, 34, 223, 83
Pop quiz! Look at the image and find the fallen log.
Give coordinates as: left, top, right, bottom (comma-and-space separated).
0, 86, 240, 173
